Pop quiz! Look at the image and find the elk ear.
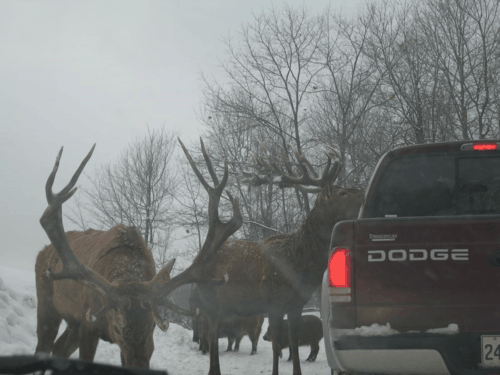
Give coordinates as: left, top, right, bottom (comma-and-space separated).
324, 184, 334, 199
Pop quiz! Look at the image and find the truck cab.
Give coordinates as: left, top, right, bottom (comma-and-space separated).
321, 140, 500, 375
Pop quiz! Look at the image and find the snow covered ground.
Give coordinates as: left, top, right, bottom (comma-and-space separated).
0, 266, 331, 374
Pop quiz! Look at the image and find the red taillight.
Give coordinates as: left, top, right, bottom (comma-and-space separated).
473, 143, 497, 151
328, 247, 351, 288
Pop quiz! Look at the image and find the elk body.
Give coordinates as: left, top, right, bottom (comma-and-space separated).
194, 183, 363, 375
163, 141, 365, 375
263, 315, 323, 362
35, 145, 192, 368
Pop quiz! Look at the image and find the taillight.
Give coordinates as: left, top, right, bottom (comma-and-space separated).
328, 247, 352, 303
328, 247, 351, 288
461, 142, 499, 151
473, 143, 497, 151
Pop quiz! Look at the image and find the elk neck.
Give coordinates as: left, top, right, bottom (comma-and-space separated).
294, 213, 332, 279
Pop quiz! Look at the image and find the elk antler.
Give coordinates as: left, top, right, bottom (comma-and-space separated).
152, 138, 243, 307
241, 146, 342, 191
40, 145, 124, 322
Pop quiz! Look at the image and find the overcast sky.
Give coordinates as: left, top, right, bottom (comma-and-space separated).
0, 0, 363, 271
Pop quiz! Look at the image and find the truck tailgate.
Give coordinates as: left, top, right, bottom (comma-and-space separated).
354, 216, 500, 332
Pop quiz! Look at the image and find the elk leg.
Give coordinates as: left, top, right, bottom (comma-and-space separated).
208, 316, 221, 375
35, 289, 62, 355
287, 347, 292, 361
287, 309, 303, 375
226, 336, 234, 351
192, 315, 200, 343
52, 323, 80, 358
248, 333, 256, 355
78, 327, 100, 362
201, 337, 209, 354
250, 318, 262, 355
234, 334, 242, 353
307, 341, 319, 362
268, 311, 284, 375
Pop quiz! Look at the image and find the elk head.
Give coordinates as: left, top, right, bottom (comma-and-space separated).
242, 146, 365, 240
39, 145, 193, 368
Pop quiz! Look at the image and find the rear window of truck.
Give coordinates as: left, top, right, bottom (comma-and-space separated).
365, 154, 500, 218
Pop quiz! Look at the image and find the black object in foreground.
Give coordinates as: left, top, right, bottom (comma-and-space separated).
0, 355, 169, 375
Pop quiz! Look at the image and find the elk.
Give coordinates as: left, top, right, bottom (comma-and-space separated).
35, 145, 193, 368
197, 312, 264, 355
263, 314, 323, 362
159, 141, 365, 375
190, 285, 263, 355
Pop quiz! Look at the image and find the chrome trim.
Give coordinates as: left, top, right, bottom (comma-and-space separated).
335, 349, 450, 375
329, 295, 351, 303
330, 287, 351, 295
370, 234, 397, 241
321, 271, 346, 372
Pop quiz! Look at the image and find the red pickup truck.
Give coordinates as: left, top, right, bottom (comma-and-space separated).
321, 140, 500, 375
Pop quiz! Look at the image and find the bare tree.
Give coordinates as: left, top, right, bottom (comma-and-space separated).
70, 127, 178, 269
419, 0, 500, 139
309, 6, 385, 186
198, 0, 500, 237
202, 5, 331, 215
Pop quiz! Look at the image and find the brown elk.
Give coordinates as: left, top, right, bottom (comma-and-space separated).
159, 142, 365, 375
35, 145, 193, 368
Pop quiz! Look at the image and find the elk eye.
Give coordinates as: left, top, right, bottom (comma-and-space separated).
114, 326, 121, 335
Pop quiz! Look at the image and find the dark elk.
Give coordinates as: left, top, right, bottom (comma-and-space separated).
161, 141, 365, 375
198, 311, 264, 355
190, 285, 264, 355
35, 145, 193, 368
263, 315, 323, 362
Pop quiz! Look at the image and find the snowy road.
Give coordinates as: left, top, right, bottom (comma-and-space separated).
0, 266, 330, 374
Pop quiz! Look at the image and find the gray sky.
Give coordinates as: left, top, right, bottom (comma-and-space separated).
0, 0, 362, 271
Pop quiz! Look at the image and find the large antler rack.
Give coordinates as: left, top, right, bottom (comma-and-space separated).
241, 145, 342, 193
40, 145, 127, 323
152, 138, 243, 305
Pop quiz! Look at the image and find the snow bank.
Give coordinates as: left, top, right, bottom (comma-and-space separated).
0, 266, 330, 375
0, 266, 38, 356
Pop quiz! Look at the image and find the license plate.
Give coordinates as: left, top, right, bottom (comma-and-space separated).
482, 336, 500, 367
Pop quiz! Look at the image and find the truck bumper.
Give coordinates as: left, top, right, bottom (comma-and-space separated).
331, 333, 500, 375
320, 272, 500, 375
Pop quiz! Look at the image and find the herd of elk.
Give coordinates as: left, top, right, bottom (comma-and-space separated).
159, 141, 365, 375
36, 140, 364, 375
35, 145, 192, 368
